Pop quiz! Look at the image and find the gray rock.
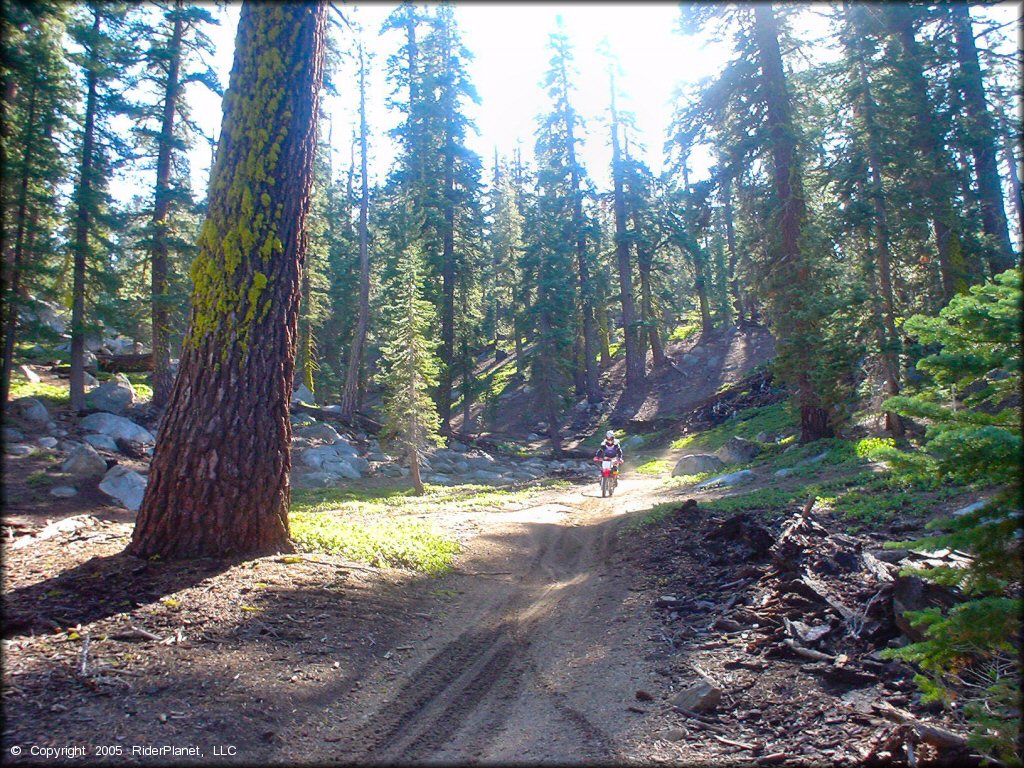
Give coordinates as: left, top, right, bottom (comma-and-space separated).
774, 467, 796, 478
291, 384, 315, 405
705, 356, 722, 368
449, 441, 469, 453
696, 469, 756, 490
689, 346, 706, 358
53, 428, 68, 437
37, 437, 59, 450
672, 677, 722, 713
5, 443, 34, 456
454, 461, 470, 474
755, 431, 769, 443
62, 443, 108, 477
527, 433, 540, 441
681, 354, 699, 366
424, 474, 452, 485
84, 372, 99, 388
716, 437, 760, 465
27, 299, 68, 335
84, 434, 120, 452
80, 412, 156, 444
378, 464, 404, 478
296, 423, 343, 443
50, 485, 79, 498
799, 450, 831, 466
12, 397, 49, 424
952, 499, 989, 518
86, 374, 136, 414
3, 427, 25, 442
83, 349, 98, 373
300, 445, 364, 478
293, 471, 337, 489
622, 435, 645, 449
672, 454, 725, 477
469, 469, 505, 482
98, 466, 148, 511
18, 364, 41, 383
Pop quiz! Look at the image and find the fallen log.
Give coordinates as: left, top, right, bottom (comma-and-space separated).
870, 701, 969, 751
292, 403, 382, 435
95, 352, 153, 372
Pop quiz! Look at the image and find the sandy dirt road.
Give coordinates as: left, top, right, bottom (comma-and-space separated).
284, 474, 668, 765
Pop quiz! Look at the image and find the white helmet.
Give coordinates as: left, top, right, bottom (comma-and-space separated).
605, 430, 615, 439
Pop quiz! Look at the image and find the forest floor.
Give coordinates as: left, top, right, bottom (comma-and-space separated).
2, 326, 984, 765
2, 463, 981, 766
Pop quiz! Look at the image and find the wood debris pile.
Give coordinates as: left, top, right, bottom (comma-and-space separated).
624, 499, 978, 766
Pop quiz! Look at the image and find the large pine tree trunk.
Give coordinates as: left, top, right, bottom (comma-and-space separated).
129, 3, 327, 560
150, 4, 184, 408
949, 3, 1015, 273
340, 44, 370, 420
610, 72, 644, 392
69, 9, 101, 414
753, 3, 832, 443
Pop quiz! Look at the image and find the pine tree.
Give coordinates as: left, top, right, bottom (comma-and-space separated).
540, 18, 601, 405
528, 123, 578, 455
139, 0, 219, 407
871, 269, 1021, 765
340, 39, 372, 419
376, 231, 442, 496
947, 4, 1016, 274
66, 1, 141, 412
607, 62, 644, 393
129, 3, 327, 559
1, 1, 75, 406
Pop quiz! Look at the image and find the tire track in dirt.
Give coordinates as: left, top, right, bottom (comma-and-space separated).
318, 478, 662, 764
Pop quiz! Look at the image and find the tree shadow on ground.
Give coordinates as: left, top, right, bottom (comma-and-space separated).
2, 551, 235, 638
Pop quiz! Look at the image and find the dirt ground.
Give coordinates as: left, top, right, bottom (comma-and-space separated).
2, 330, 974, 765
1, 463, 970, 766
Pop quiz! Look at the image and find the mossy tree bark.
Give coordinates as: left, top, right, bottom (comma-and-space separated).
129, 3, 327, 559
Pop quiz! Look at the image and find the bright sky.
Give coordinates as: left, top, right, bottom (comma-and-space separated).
173, 2, 1020, 203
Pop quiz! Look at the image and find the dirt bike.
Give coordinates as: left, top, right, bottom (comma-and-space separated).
594, 457, 621, 497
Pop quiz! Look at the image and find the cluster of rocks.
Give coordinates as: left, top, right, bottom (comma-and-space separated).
672, 435, 764, 488
288, 413, 591, 489
672, 430, 848, 490
4, 395, 152, 511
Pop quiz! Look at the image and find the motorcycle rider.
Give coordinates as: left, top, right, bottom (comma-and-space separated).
593, 430, 624, 475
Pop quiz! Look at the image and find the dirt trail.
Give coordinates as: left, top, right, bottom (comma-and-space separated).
280, 475, 667, 764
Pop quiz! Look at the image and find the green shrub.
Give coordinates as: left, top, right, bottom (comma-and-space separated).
871, 270, 1021, 766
